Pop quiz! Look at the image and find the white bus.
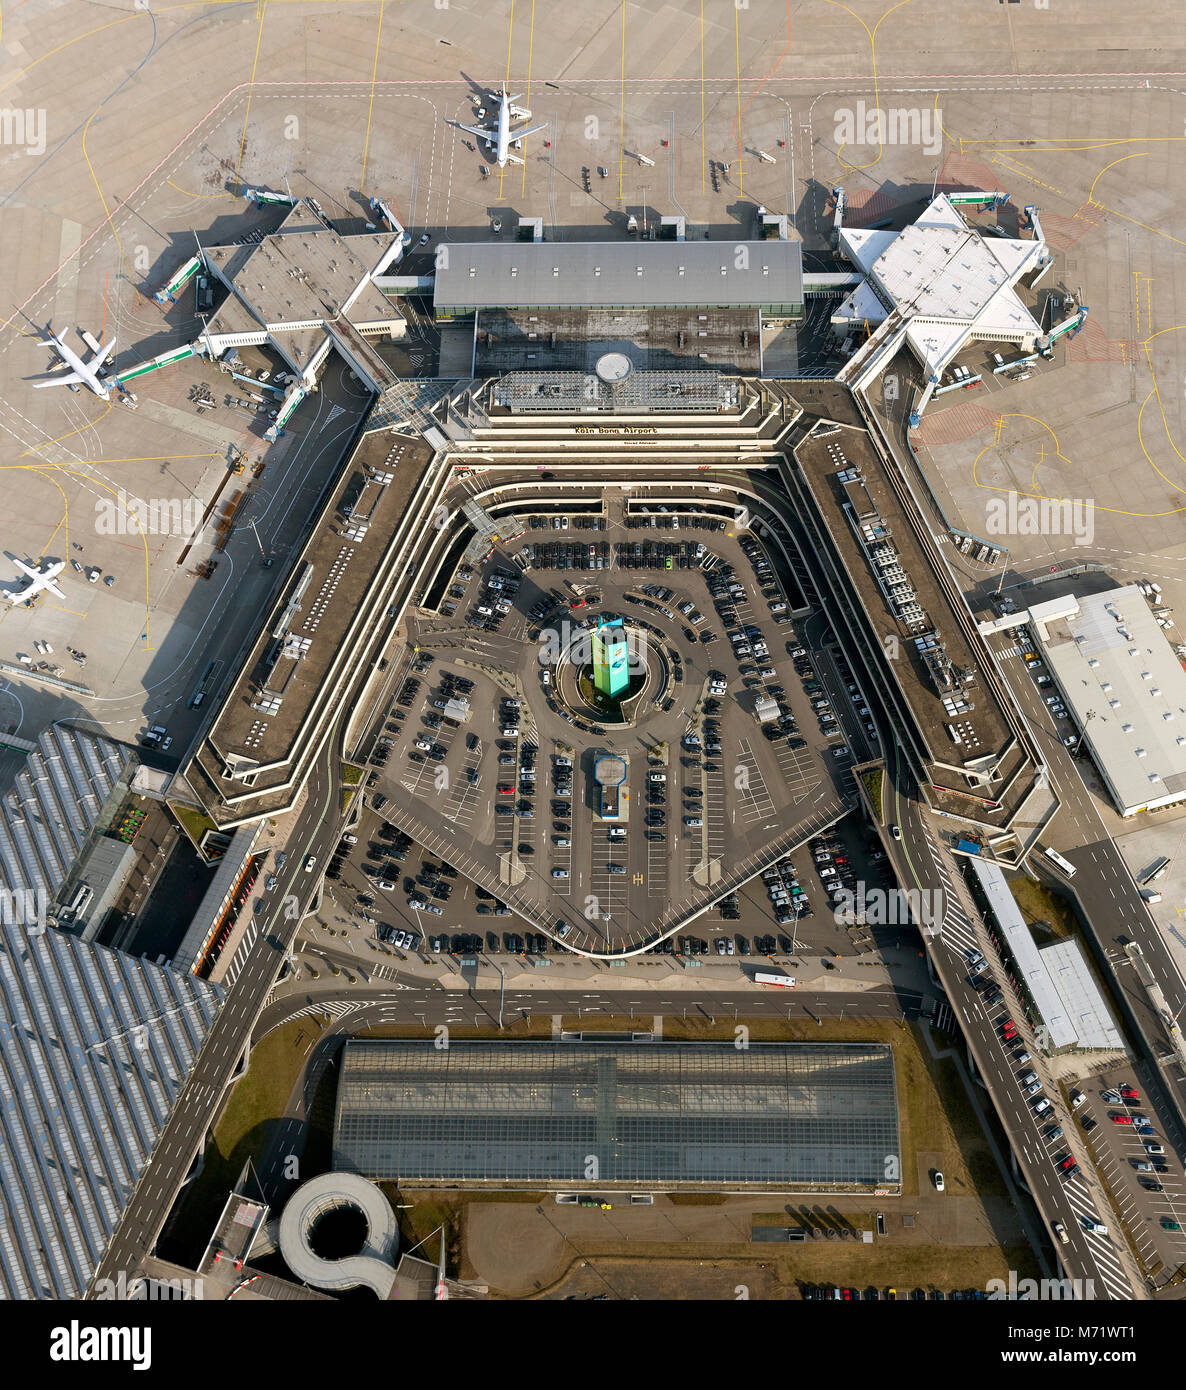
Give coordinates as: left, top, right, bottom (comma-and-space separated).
1044, 846, 1077, 879
754, 972, 796, 989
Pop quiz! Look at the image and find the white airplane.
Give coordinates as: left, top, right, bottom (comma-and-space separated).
4, 557, 66, 605
454, 88, 548, 169
31, 325, 117, 401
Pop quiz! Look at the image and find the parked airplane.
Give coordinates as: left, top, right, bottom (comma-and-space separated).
31, 325, 117, 400
4, 557, 66, 605
452, 87, 548, 168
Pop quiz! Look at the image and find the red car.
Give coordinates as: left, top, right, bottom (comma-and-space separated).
1110, 1113, 1133, 1125
1120, 1086, 1140, 1101
1058, 1156, 1077, 1172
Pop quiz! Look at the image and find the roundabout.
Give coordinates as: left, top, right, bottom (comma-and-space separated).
553, 614, 656, 726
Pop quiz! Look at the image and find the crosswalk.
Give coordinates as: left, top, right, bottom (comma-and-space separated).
221, 918, 259, 988
277, 996, 363, 1024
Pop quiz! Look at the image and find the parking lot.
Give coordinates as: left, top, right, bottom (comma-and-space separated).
335, 501, 857, 954
1073, 1071, 1186, 1274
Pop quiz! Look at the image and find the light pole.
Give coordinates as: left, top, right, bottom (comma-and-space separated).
496, 963, 505, 1030
1072, 708, 1096, 757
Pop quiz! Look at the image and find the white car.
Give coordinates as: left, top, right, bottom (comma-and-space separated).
933, 1171, 945, 1192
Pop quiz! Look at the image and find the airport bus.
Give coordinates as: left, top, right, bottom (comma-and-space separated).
754, 972, 796, 988
1043, 846, 1077, 879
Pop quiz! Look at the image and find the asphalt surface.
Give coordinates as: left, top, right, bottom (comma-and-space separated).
884, 742, 1139, 1300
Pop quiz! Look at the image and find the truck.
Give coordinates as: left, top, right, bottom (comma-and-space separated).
956, 839, 982, 855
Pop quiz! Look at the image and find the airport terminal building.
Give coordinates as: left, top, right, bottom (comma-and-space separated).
332, 1039, 900, 1193
435, 240, 804, 376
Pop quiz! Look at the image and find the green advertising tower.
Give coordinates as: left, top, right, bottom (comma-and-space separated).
591, 617, 630, 699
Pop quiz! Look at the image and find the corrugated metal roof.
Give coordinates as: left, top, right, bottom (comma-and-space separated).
0, 926, 221, 1298
968, 857, 1078, 1050
434, 240, 803, 310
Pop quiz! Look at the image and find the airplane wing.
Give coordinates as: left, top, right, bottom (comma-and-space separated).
91, 337, 117, 370
510, 121, 549, 142
11, 559, 40, 579
452, 121, 492, 140
32, 371, 82, 389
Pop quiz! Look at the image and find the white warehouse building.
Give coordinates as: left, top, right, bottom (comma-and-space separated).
1030, 585, 1186, 817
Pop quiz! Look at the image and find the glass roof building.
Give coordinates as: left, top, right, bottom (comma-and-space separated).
333, 1040, 900, 1192
0, 922, 222, 1299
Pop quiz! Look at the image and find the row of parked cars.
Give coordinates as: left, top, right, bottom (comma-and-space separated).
1018, 632, 1078, 748
524, 540, 611, 570
470, 567, 520, 630
614, 539, 706, 570
528, 514, 607, 531
376, 924, 420, 950
762, 857, 811, 923
803, 1285, 977, 1301
625, 512, 726, 531
1103, 1083, 1173, 1184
